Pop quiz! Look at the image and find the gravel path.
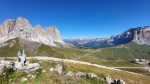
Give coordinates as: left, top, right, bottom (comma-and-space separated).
0, 56, 146, 75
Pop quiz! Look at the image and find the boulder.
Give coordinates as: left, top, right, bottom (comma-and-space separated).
49, 68, 54, 72
0, 60, 12, 68
42, 69, 46, 73
0, 50, 41, 73
86, 73, 97, 79
23, 63, 40, 72
21, 77, 28, 82
105, 77, 114, 84
66, 71, 74, 76
105, 77, 126, 84
75, 72, 86, 78
117, 79, 126, 84
54, 64, 63, 74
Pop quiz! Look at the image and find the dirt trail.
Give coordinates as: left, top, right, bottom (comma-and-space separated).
0, 56, 145, 76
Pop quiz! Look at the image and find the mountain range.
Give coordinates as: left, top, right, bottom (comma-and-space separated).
1, 17, 150, 49
64, 26, 150, 48
0, 18, 149, 84
0, 17, 149, 60
0, 17, 64, 47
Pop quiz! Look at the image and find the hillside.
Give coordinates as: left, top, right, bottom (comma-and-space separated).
92, 43, 150, 60
0, 38, 150, 68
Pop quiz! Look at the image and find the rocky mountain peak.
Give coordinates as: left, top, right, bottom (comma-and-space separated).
49, 26, 58, 33
16, 17, 28, 23
34, 25, 41, 31
64, 26, 150, 48
15, 17, 32, 29
133, 26, 150, 45
0, 19, 15, 36
49, 26, 63, 42
0, 17, 64, 46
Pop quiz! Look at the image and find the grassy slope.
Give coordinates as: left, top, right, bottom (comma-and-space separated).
1, 38, 150, 59
36, 42, 150, 60
4, 60, 150, 84
0, 40, 149, 67
0, 39, 23, 57
35, 44, 87, 59
92, 43, 150, 60
0, 41, 150, 83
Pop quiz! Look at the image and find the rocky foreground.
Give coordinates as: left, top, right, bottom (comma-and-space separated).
0, 50, 127, 84
0, 61, 126, 84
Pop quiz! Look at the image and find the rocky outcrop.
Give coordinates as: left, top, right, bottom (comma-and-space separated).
105, 76, 126, 84
133, 27, 150, 45
108, 26, 150, 46
86, 73, 97, 79
54, 64, 63, 74
0, 17, 64, 46
75, 72, 86, 78
0, 50, 40, 73
105, 77, 114, 84
66, 71, 74, 76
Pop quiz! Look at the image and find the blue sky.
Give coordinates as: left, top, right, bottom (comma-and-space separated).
0, 0, 150, 38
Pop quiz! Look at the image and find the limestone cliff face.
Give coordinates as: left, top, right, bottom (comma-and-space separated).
0, 19, 15, 37
0, 17, 64, 46
133, 27, 150, 45
47, 26, 63, 43
112, 26, 150, 45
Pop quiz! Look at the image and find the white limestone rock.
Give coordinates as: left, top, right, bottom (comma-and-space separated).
75, 72, 86, 78
54, 64, 63, 74
14, 50, 40, 72
42, 69, 46, 73
14, 50, 26, 70
86, 73, 97, 79
23, 63, 40, 72
66, 71, 74, 77
49, 68, 54, 72
0, 50, 41, 73
21, 77, 28, 82
105, 77, 114, 84
0, 60, 11, 68
118, 79, 126, 84
0, 17, 64, 46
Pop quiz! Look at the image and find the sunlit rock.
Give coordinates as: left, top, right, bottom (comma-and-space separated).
66, 71, 74, 77
54, 64, 63, 74
0, 50, 40, 73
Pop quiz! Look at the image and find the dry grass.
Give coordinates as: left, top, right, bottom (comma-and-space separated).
2, 60, 150, 84
28, 60, 150, 84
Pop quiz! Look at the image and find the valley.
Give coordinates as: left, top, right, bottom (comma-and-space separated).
0, 17, 150, 84
1, 0, 150, 84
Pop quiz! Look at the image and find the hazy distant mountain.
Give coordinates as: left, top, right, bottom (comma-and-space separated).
0, 17, 64, 46
64, 26, 150, 48
64, 38, 108, 48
